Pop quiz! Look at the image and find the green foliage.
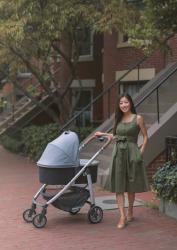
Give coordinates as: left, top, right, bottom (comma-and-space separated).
127, 0, 177, 53
0, 122, 95, 160
0, 0, 139, 68
72, 126, 93, 142
21, 123, 60, 160
21, 123, 94, 160
0, 134, 23, 153
94, 0, 139, 34
0, 0, 143, 124
152, 162, 177, 203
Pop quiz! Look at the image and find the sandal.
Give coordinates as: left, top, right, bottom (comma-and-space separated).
126, 216, 134, 222
117, 217, 127, 229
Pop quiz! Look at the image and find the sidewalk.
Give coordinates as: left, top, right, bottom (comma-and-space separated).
0, 145, 177, 250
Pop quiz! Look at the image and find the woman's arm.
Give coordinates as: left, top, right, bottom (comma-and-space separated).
137, 115, 148, 154
94, 131, 113, 139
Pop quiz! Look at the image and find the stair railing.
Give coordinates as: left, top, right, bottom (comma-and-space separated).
135, 61, 177, 124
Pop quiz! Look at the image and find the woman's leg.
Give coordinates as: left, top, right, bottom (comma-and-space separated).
127, 192, 135, 220
116, 193, 126, 228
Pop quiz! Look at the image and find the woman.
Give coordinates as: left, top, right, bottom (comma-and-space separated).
95, 93, 149, 229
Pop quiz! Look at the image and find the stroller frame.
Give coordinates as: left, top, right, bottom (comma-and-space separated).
23, 134, 112, 228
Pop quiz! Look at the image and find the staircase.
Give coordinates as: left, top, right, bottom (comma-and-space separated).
80, 61, 177, 186
0, 92, 53, 136
0, 96, 32, 136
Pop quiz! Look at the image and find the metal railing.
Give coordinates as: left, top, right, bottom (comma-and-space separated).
134, 61, 177, 124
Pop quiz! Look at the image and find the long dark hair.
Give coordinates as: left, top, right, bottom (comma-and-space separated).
113, 93, 137, 135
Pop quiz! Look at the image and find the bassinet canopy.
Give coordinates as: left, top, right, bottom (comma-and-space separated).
37, 131, 80, 168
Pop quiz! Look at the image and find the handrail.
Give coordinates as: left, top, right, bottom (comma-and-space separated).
59, 55, 148, 132
135, 61, 177, 123
135, 62, 177, 107
4, 99, 55, 136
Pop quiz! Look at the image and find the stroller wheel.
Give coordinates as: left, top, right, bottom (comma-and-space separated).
23, 209, 36, 223
32, 214, 47, 229
69, 209, 80, 215
88, 206, 103, 224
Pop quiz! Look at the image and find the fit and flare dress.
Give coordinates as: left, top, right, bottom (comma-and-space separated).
105, 115, 149, 193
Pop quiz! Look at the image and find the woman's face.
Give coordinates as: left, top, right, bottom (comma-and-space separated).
119, 97, 131, 113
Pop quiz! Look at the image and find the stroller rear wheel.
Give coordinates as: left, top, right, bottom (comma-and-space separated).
23, 209, 36, 223
33, 214, 47, 228
88, 206, 103, 224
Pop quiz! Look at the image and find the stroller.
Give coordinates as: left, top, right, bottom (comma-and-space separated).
23, 131, 111, 228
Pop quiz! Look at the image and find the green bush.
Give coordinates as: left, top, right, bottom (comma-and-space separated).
72, 126, 94, 141
152, 162, 177, 203
22, 123, 59, 160
0, 134, 23, 153
1, 123, 94, 160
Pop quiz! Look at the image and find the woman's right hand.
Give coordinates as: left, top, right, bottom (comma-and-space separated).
94, 131, 104, 137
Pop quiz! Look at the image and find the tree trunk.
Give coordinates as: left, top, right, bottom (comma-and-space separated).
58, 33, 74, 124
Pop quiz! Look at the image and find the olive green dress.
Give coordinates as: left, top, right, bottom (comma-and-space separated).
105, 115, 149, 193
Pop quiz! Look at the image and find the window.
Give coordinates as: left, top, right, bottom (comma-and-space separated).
72, 89, 93, 126
17, 66, 32, 78
119, 81, 147, 97
117, 32, 131, 48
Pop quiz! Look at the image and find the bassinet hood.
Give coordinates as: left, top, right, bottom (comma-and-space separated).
37, 131, 80, 168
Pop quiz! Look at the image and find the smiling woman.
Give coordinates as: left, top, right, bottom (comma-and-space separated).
94, 93, 149, 229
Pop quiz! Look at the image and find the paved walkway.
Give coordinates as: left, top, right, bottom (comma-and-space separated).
0, 145, 177, 250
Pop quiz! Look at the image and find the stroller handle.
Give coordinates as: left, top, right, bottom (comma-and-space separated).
80, 134, 112, 150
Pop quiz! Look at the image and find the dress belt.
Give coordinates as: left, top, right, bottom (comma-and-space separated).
113, 135, 136, 148
113, 135, 137, 182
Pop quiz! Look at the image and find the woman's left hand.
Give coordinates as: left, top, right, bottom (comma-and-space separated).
140, 146, 144, 155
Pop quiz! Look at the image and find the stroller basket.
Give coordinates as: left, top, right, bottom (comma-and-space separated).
42, 187, 90, 212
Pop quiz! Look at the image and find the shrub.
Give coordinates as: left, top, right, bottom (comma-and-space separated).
152, 161, 177, 203
0, 134, 23, 153
1, 123, 95, 160
72, 126, 94, 141
21, 123, 59, 160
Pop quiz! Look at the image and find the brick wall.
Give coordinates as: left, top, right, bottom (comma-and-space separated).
77, 33, 103, 123
147, 151, 166, 183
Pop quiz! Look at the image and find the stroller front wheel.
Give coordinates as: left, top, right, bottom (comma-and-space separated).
23, 209, 36, 223
32, 214, 47, 228
88, 206, 103, 224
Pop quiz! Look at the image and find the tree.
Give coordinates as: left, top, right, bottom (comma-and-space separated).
0, 0, 99, 123
126, 0, 177, 53
0, 0, 139, 124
